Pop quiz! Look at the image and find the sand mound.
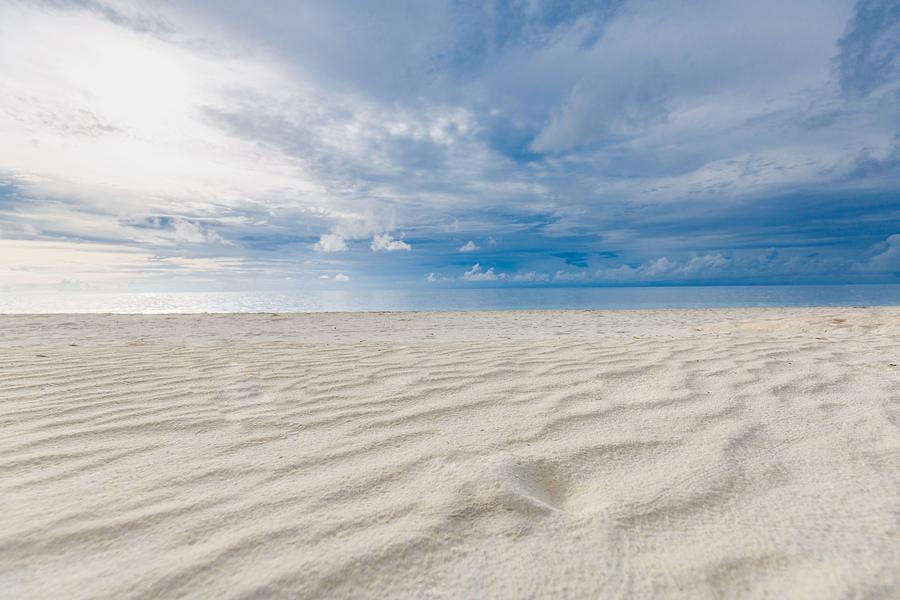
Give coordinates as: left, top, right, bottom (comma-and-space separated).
1, 308, 898, 598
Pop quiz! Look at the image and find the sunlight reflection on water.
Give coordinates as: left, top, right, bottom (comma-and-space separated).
1, 285, 899, 313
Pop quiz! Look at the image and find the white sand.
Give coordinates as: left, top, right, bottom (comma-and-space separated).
1, 308, 899, 598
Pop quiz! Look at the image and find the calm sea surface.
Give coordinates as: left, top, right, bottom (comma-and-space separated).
1, 285, 899, 313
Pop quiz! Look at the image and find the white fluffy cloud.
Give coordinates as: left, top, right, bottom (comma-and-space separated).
459, 240, 479, 252
167, 219, 228, 245
461, 264, 550, 283
335, 272, 350, 281
462, 263, 498, 281
370, 233, 411, 252
313, 234, 349, 252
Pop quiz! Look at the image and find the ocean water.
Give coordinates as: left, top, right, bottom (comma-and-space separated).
1, 284, 899, 313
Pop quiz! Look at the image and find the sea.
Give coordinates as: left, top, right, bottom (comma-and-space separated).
1, 284, 899, 313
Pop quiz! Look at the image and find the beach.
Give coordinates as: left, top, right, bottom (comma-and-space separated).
2, 308, 899, 598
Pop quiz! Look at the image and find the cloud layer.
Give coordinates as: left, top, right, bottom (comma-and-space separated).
1, 0, 899, 290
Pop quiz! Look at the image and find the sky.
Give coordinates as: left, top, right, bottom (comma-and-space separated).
0, 0, 899, 291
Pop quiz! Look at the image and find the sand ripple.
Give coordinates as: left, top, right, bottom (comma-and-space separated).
1, 308, 899, 598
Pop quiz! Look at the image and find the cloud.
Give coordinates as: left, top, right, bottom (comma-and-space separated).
1, 1, 899, 290
459, 263, 550, 283
590, 250, 852, 283
170, 219, 226, 245
593, 254, 734, 282
530, 63, 670, 153
835, 0, 900, 97
131, 217, 228, 245
0, 2, 321, 213
462, 263, 498, 281
0, 238, 245, 288
857, 233, 900, 271
335, 272, 350, 281
313, 234, 349, 252
509, 271, 549, 283
553, 270, 588, 282
370, 233, 411, 251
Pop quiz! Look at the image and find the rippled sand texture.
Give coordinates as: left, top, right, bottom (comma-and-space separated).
2, 309, 899, 599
